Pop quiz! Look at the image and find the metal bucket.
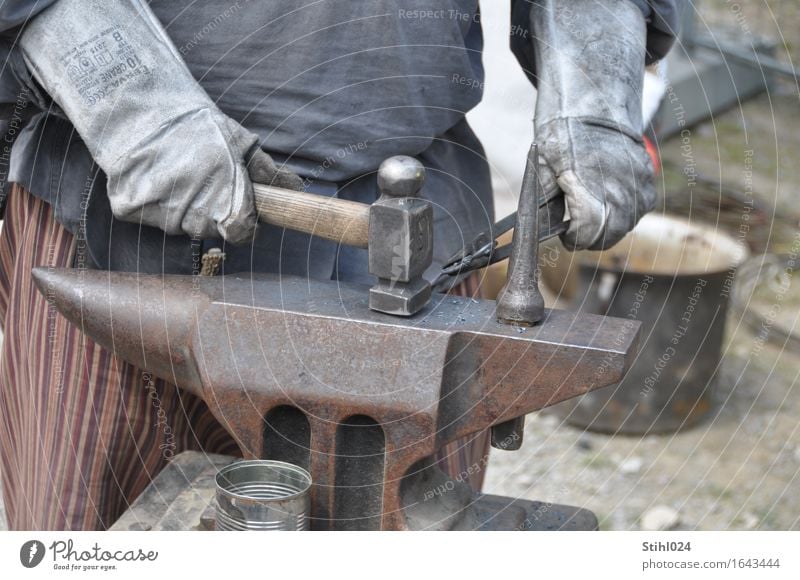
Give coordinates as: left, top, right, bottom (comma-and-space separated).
215, 460, 312, 530
730, 253, 800, 352
553, 213, 748, 434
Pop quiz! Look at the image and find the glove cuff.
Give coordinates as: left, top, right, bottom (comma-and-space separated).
531, 0, 648, 136
537, 116, 644, 149
19, 0, 213, 170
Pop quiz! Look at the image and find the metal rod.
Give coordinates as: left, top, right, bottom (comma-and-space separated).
495, 144, 545, 326
491, 143, 547, 451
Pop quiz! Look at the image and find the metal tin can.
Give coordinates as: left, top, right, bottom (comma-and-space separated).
215, 460, 312, 530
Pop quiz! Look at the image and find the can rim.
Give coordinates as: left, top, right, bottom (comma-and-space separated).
577, 213, 749, 276
215, 459, 312, 501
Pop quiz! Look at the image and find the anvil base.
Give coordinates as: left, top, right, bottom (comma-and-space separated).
110, 451, 598, 532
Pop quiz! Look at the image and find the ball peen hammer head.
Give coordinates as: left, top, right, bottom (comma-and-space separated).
368, 156, 433, 316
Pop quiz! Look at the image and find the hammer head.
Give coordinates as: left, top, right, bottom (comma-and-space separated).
368, 156, 433, 316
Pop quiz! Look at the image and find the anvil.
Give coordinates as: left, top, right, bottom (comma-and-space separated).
34, 268, 639, 530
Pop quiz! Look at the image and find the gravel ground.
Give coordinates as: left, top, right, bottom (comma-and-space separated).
484, 333, 800, 530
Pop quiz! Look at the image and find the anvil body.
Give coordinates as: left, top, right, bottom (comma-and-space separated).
34, 269, 639, 530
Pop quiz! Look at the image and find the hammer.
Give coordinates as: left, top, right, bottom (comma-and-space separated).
252, 156, 432, 316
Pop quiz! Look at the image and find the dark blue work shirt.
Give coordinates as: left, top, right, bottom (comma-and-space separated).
0, 1, 677, 280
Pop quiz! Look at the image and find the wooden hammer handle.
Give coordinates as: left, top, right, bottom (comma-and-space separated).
253, 182, 370, 249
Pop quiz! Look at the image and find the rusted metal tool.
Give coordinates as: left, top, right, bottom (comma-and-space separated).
367, 156, 432, 316
254, 155, 431, 316
496, 144, 546, 327
431, 157, 568, 294
491, 144, 546, 451
34, 265, 639, 530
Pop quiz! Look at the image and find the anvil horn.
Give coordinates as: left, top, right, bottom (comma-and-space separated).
31, 267, 206, 394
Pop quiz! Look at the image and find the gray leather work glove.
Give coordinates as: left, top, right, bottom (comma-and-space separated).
18, 0, 301, 244
531, 0, 656, 251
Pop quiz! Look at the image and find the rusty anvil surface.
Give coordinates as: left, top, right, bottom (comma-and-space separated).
34, 268, 640, 531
